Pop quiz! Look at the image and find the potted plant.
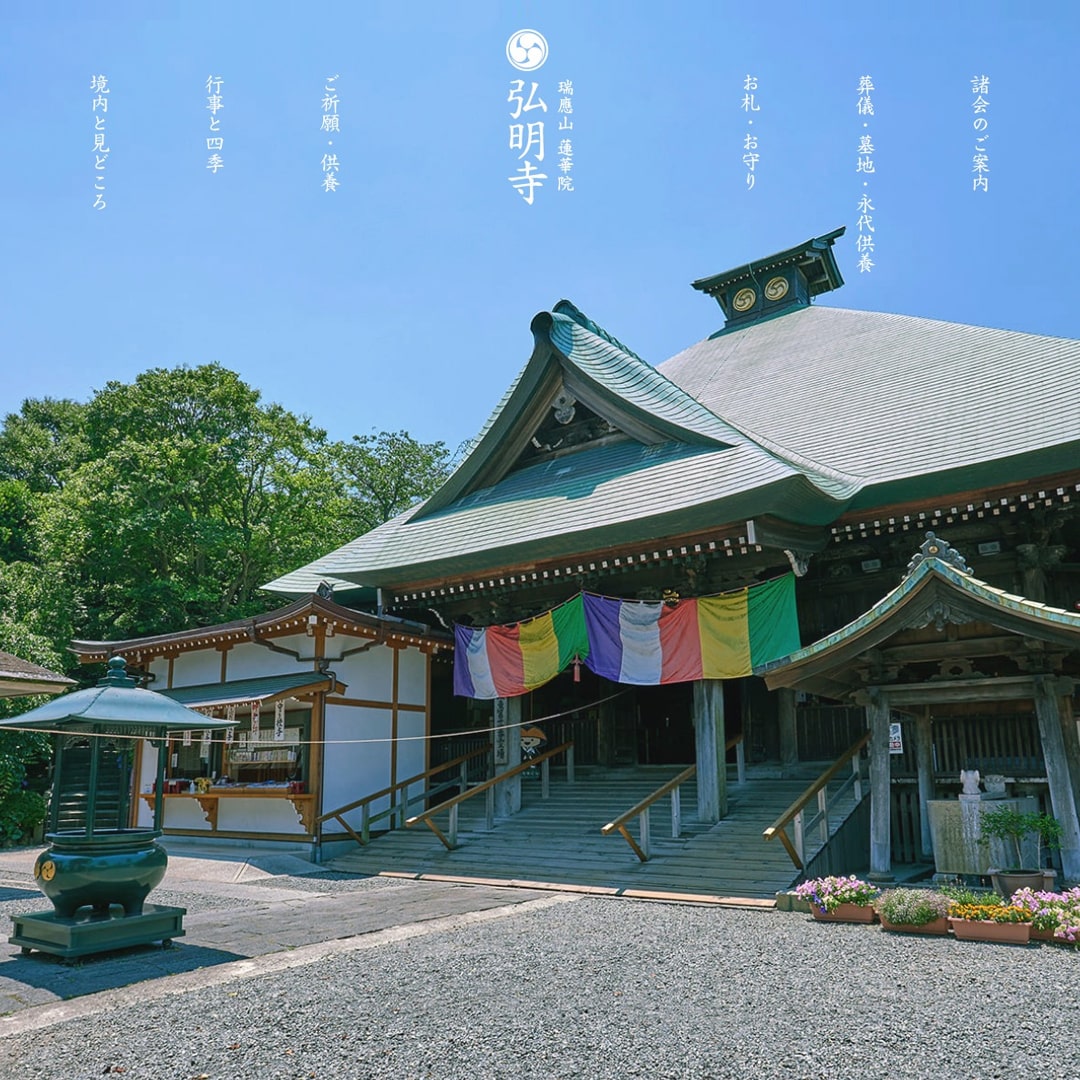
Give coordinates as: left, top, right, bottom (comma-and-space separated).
874, 888, 952, 935
979, 805, 1061, 896
794, 875, 880, 923
947, 901, 1032, 945
1010, 886, 1080, 944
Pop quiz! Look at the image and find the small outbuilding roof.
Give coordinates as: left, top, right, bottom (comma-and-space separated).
159, 672, 341, 709
0, 650, 75, 698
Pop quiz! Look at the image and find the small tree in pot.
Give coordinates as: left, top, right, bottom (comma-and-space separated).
980, 805, 1062, 896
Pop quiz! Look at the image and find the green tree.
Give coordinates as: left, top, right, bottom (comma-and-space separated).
334, 429, 457, 537
33, 364, 343, 639
0, 397, 89, 492
0, 366, 455, 647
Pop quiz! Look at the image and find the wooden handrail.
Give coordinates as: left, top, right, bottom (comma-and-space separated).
602, 733, 743, 835
602, 733, 745, 862
763, 732, 870, 838
406, 741, 574, 849
601, 765, 697, 836
762, 731, 870, 869
315, 745, 490, 825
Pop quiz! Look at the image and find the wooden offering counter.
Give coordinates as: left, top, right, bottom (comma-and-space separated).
140, 789, 316, 835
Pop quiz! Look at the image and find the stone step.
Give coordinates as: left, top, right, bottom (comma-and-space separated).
327, 770, 862, 899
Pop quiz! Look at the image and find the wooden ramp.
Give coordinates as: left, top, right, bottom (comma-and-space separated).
326, 768, 858, 900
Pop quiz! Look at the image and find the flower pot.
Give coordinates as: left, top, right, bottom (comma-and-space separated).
1031, 927, 1058, 942
879, 915, 950, 936
948, 918, 1031, 944
989, 870, 1045, 898
812, 902, 877, 924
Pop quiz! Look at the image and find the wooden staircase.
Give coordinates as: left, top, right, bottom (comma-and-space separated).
326, 766, 865, 899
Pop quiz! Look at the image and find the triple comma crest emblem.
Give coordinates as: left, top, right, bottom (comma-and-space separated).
764, 276, 789, 301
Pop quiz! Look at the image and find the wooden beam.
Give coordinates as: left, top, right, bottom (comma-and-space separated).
856, 676, 1075, 707
309, 690, 326, 844
879, 636, 1024, 664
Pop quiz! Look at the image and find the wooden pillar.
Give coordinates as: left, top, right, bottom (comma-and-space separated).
309, 691, 326, 834
915, 707, 935, 860
777, 688, 798, 768
693, 679, 727, 823
1057, 693, 1080, 827
492, 696, 522, 819
49, 735, 65, 832
86, 725, 101, 838
866, 689, 893, 880
1033, 675, 1080, 882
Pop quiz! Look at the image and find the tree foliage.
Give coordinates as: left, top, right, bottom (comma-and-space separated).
0, 363, 451, 651
335, 429, 457, 537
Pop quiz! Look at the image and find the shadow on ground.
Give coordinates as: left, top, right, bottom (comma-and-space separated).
0, 941, 247, 1002
0, 887, 38, 903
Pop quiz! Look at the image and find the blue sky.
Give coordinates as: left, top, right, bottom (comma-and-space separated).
2, 1, 1077, 451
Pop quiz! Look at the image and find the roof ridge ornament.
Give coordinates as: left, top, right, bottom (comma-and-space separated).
98, 655, 139, 688
904, 531, 972, 579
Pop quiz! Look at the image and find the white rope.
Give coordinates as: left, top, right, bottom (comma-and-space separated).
0, 688, 631, 749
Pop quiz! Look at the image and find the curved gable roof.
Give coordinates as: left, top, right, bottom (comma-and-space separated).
417, 305, 743, 518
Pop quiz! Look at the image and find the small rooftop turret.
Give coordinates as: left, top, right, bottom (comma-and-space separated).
691, 227, 846, 331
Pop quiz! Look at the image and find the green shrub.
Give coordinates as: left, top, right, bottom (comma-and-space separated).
0, 787, 47, 846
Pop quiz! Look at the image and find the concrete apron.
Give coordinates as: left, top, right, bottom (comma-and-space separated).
0, 840, 324, 889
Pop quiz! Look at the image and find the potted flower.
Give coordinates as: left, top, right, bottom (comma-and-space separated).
947, 901, 1032, 945
874, 888, 952, 935
1011, 885, 1080, 944
794, 875, 880, 923
979, 806, 1062, 897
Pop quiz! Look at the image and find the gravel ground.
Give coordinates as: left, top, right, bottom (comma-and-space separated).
4, 897, 1079, 1080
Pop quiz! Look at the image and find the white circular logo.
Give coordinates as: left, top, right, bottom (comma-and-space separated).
506, 29, 549, 71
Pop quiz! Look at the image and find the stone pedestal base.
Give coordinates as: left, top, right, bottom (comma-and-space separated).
10, 903, 186, 959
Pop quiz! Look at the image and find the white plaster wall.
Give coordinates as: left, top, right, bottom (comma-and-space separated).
321, 704, 394, 829
139, 788, 306, 834
171, 650, 223, 687
334, 646, 393, 702
221, 642, 292, 681
148, 658, 170, 688
397, 648, 427, 707
135, 742, 158, 827
271, 632, 315, 657
396, 708, 427, 787
216, 798, 307, 833
160, 798, 212, 831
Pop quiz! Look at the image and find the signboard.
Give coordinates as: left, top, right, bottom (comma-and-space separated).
889, 721, 904, 755
493, 699, 508, 766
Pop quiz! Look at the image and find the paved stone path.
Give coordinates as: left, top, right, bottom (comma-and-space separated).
0, 844, 558, 1028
